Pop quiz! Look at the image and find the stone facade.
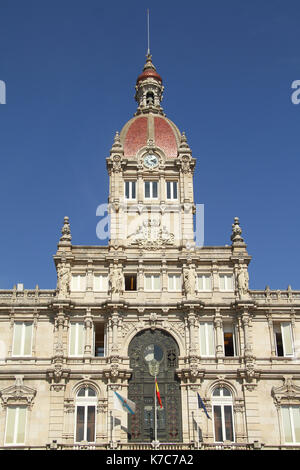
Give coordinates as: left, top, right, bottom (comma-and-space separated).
0, 55, 300, 450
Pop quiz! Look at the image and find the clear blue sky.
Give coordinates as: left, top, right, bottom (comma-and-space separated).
0, 0, 299, 290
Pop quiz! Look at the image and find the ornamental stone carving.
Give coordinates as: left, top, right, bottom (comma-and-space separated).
128, 219, 174, 250
272, 378, 300, 407
59, 216, 72, 246
0, 376, 36, 409
231, 217, 244, 245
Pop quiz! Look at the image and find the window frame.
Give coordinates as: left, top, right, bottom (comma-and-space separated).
197, 274, 212, 292
71, 274, 87, 292
274, 322, 294, 358
219, 274, 234, 292
75, 387, 97, 444
12, 322, 33, 357
212, 387, 235, 443
144, 181, 158, 199
166, 181, 178, 200
144, 274, 161, 292
69, 322, 85, 357
281, 405, 300, 444
199, 322, 215, 357
93, 274, 108, 292
4, 405, 27, 446
124, 180, 137, 200
168, 274, 181, 292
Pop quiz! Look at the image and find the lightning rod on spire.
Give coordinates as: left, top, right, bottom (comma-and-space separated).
147, 8, 150, 56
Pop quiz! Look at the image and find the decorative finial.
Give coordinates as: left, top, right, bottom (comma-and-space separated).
59, 216, 72, 245
231, 217, 244, 245
112, 131, 122, 148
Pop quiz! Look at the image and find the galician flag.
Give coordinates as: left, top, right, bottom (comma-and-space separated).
113, 392, 136, 415
155, 378, 163, 409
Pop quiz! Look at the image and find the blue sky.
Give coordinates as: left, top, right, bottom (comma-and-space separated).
0, 0, 299, 290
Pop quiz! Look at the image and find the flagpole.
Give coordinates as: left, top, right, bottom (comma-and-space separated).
154, 375, 157, 442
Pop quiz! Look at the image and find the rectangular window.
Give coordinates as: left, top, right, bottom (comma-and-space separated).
125, 181, 136, 200
145, 274, 161, 291
69, 322, 85, 356
219, 274, 234, 291
71, 274, 86, 292
199, 322, 215, 356
76, 405, 96, 443
94, 322, 106, 357
274, 322, 294, 357
197, 274, 212, 291
144, 181, 158, 199
213, 405, 234, 443
282, 406, 300, 444
5, 406, 27, 445
93, 274, 108, 292
12, 322, 33, 357
124, 274, 137, 291
168, 274, 181, 291
223, 324, 236, 357
166, 181, 178, 200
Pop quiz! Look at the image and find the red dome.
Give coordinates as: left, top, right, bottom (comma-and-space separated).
136, 68, 162, 84
121, 114, 180, 159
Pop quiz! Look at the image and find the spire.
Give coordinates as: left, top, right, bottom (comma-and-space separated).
58, 216, 72, 248
135, 52, 164, 115
147, 8, 150, 57
230, 217, 245, 246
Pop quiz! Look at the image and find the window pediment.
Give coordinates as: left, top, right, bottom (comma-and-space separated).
0, 377, 36, 408
272, 378, 300, 406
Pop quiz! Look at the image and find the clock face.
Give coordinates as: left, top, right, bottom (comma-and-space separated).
143, 153, 159, 168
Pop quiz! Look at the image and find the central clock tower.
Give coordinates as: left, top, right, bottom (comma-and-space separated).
106, 54, 196, 250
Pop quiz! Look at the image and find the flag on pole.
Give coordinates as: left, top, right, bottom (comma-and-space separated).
155, 378, 163, 409
197, 393, 211, 419
113, 392, 136, 415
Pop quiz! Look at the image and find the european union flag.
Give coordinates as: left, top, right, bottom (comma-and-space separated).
197, 393, 211, 419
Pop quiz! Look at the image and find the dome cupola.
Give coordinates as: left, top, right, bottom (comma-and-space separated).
135, 54, 164, 115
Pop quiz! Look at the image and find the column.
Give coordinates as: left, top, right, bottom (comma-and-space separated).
266, 313, 276, 357
111, 310, 119, 353
214, 308, 223, 360
242, 312, 252, 356
84, 308, 93, 357
161, 260, 168, 293
188, 309, 197, 355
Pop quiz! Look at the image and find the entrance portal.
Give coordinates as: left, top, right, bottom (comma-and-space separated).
128, 329, 182, 442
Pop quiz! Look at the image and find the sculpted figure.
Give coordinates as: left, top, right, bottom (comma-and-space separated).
184, 266, 196, 295
57, 264, 70, 296
237, 265, 249, 297
109, 267, 124, 294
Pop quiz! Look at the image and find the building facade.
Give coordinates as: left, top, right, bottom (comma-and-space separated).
0, 55, 300, 450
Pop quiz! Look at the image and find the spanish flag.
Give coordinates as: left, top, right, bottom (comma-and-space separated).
155, 378, 163, 408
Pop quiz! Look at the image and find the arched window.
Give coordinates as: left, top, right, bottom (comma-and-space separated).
212, 387, 235, 443
75, 386, 97, 443
146, 92, 154, 105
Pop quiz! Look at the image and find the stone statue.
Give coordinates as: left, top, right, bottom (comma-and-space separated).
183, 266, 196, 295
109, 267, 124, 294
237, 265, 249, 297
57, 264, 70, 296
